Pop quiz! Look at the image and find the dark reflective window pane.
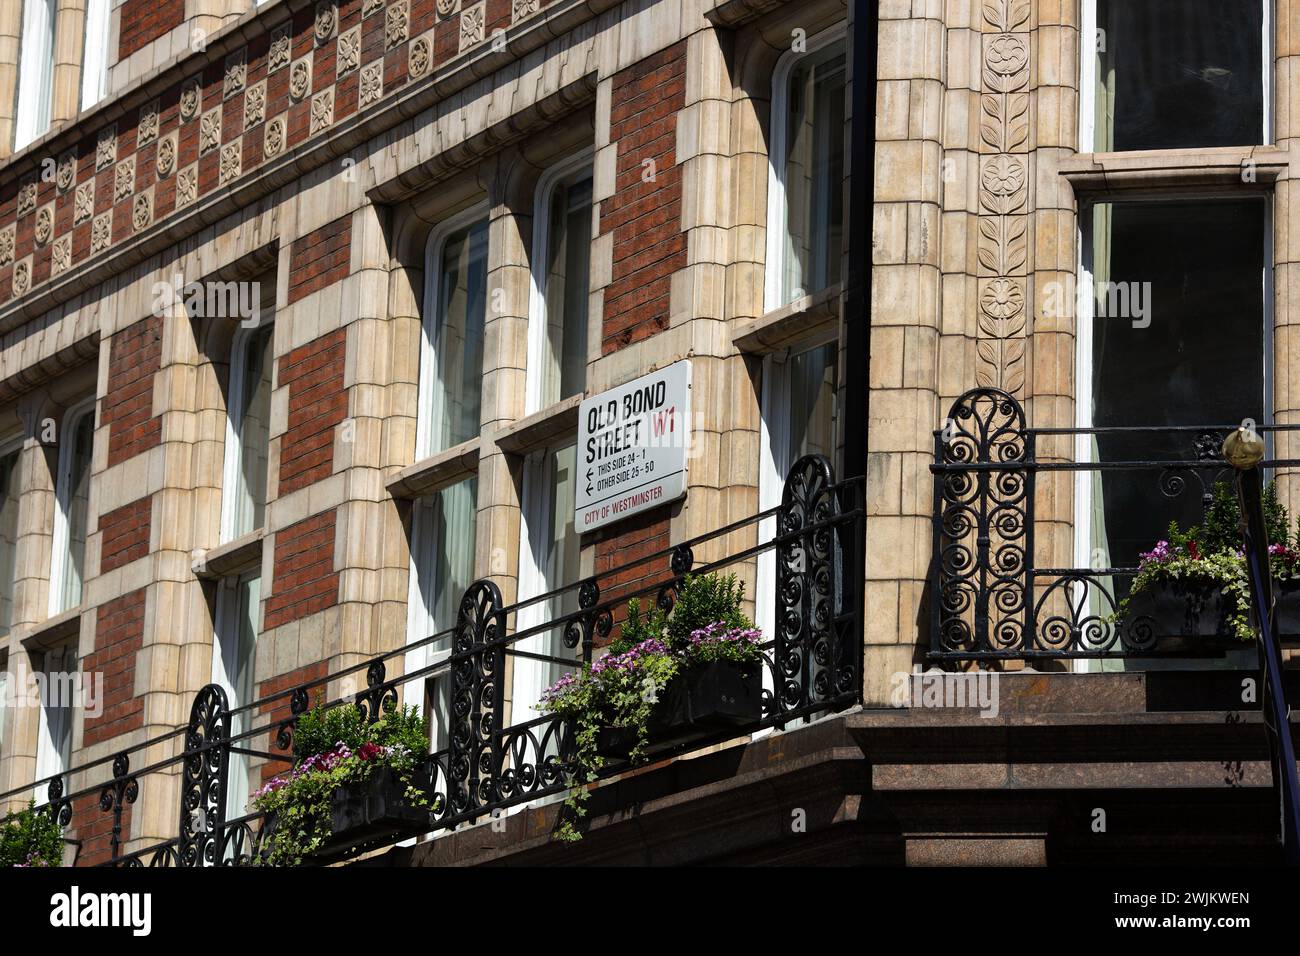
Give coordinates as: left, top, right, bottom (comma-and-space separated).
1095, 0, 1264, 150
1089, 199, 1266, 573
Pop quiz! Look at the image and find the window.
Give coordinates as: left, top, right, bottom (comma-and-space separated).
766, 30, 846, 310
1075, 198, 1268, 587
528, 158, 594, 411
80, 0, 112, 110
419, 211, 489, 457
213, 572, 260, 818
513, 443, 581, 725
1083, 0, 1268, 152
50, 403, 94, 615
755, 340, 840, 648
34, 643, 77, 787
0, 445, 22, 637
221, 322, 274, 542
405, 477, 478, 750
14, 0, 56, 150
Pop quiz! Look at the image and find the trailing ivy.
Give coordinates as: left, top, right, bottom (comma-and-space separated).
540, 573, 763, 842
251, 700, 432, 866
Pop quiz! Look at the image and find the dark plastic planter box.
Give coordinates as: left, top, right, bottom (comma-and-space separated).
313, 765, 431, 862
1122, 579, 1300, 651
595, 660, 763, 759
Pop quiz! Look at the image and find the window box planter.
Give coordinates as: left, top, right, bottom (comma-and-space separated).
1122, 579, 1300, 651
264, 765, 432, 865
595, 660, 763, 759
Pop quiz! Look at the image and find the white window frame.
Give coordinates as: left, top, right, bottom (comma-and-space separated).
212, 570, 261, 818
48, 399, 96, 616
220, 318, 274, 544
80, 0, 112, 111
1071, 191, 1274, 666
525, 151, 595, 416
764, 24, 847, 314
0, 436, 25, 637
415, 202, 490, 461
14, 0, 56, 150
1079, 0, 1273, 153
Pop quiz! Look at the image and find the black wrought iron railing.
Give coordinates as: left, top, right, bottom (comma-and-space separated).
930, 387, 1300, 660
0, 455, 863, 866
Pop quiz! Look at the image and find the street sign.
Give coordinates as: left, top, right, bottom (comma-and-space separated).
575, 360, 691, 533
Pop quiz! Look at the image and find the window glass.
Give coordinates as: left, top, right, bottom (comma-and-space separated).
35, 644, 77, 783
214, 574, 260, 819
786, 342, 839, 464
14, 0, 56, 149
53, 408, 94, 613
226, 324, 274, 539
80, 0, 112, 110
0, 449, 21, 636
540, 174, 593, 405
1093, 0, 1264, 151
1084, 199, 1266, 578
778, 38, 846, 304
513, 443, 581, 724
428, 220, 489, 454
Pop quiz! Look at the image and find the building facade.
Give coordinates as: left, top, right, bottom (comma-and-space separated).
0, 0, 1295, 867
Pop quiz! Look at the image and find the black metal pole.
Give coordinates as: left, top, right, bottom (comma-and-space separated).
1233, 457, 1300, 865
842, 0, 877, 696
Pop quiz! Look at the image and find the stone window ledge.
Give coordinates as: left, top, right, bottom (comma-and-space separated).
387, 437, 481, 500
493, 395, 582, 456
1061, 145, 1288, 194
194, 528, 265, 580
19, 607, 82, 654
732, 284, 841, 354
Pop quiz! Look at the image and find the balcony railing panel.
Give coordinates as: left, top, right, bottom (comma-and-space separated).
0, 455, 863, 866
931, 387, 1300, 660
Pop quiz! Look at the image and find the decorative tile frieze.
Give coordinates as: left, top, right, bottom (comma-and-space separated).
132, 191, 153, 233
0, 226, 14, 267
90, 212, 112, 254
176, 164, 199, 208
179, 79, 201, 122
34, 203, 54, 245
51, 235, 71, 276
56, 150, 76, 193
338, 27, 361, 76
269, 26, 292, 73
224, 48, 248, 99
438, 0, 460, 18
220, 142, 242, 185
264, 115, 287, 159
410, 35, 432, 78
200, 106, 222, 154
513, 0, 540, 21
460, 2, 486, 50
114, 157, 136, 202
156, 132, 178, 178
138, 99, 160, 146
290, 58, 312, 102
360, 62, 384, 108
16, 180, 37, 217
311, 89, 335, 134
386, 2, 409, 49
96, 125, 117, 170
314, 2, 338, 45
363, 0, 385, 16
245, 81, 267, 130
73, 181, 94, 225
12, 257, 31, 297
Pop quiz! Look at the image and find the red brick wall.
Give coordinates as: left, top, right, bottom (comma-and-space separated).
591, 508, 671, 646
599, 42, 687, 354
102, 316, 163, 468
255, 660, 329, 782
82, 590, 147, 748
287, 215, 352, 306
72, 791, 134, 867
264, 510, 339, 630
118, 0, 185, 60
98, 497, 152, 573
277, 327, 348, 496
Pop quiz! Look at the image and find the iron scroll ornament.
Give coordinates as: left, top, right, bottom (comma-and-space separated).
178, 684, 230, 867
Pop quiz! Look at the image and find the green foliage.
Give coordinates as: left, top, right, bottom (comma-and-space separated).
0, 802, 63, 868
1197, 480, 1292, 555
252, 701, 432, 866
1124, 549, 1254, 642
541, 572, 760, 842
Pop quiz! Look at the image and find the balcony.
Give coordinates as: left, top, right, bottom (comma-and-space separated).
0, 456, 863, 867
